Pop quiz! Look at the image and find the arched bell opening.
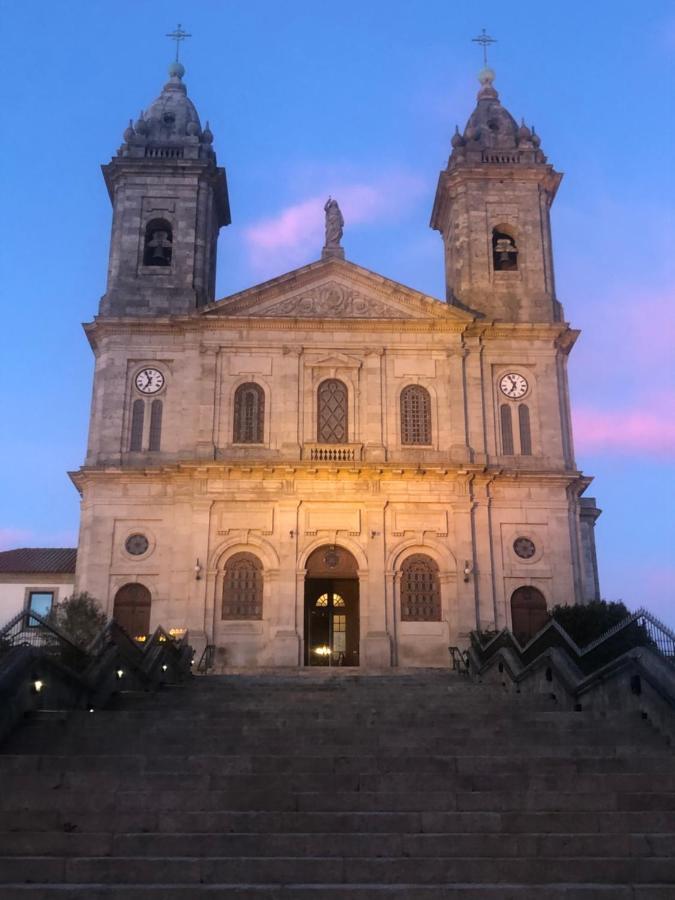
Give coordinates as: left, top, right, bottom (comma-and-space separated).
303, 545, 359, 667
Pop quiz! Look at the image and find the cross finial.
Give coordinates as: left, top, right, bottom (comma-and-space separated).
166, 23, 192, 62
472, 28, 496, 67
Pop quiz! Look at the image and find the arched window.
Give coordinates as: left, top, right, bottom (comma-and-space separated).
129, 399, 144, 451
510, 586, 548, 644
148, 399, 163, 451
222, 552, 263, 620
401, 385, 432, 445
400, 554, 441, 622
518, 404, 532, 455
233, 383, 265, 444
317, 379, 348, 443
492, 228, 518, 271
143, 218, 173, 267
113, 583, 151, 637
500, 404, 514, 455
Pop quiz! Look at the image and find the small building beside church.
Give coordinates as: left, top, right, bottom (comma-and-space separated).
68, 56, 601, 667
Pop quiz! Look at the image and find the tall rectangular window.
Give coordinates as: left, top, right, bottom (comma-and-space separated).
148, 399, 163, 451
129, 399, 144, 451
27, 591, 54, 622
500, 404, 514, 455
518, 404, 532, 455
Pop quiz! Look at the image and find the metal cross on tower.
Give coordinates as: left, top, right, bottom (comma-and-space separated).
166, 24, 192, 62
472, 28, 497, 67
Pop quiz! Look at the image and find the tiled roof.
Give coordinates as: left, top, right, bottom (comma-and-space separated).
0, 548, 77, 574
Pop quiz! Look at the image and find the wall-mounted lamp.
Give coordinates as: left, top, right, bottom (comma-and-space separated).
289, 530, 295, 539
161, 664, 168, 673
463, 560, 473, 583
194, 559, 202, 581
116, 669, 124, 680
33, 679, 44, 694
370, 531, 379, 539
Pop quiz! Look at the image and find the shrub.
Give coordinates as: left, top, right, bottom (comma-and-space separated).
550, 600, 631, 647
48, 592, 108, 649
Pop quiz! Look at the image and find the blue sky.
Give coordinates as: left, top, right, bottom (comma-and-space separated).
1, 1, 673, 623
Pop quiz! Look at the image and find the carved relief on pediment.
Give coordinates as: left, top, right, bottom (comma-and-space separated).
259, 283, 410, 319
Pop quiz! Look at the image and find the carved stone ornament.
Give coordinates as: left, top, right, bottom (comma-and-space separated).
259, 284, 409, 319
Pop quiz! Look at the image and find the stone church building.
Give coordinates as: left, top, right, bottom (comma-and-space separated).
70, 58, 601, 667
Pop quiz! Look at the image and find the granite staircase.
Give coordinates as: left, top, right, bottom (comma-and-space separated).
1, 670, 674, 898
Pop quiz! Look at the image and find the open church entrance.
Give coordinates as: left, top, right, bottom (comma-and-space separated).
304, 546, 359, 666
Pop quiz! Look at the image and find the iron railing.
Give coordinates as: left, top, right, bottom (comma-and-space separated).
470, 605, 673, 675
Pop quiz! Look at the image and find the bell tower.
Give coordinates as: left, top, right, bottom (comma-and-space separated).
430, 66, 563, 322
99, 57, 230, 316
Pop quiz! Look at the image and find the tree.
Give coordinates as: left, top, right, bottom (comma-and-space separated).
550, 600, 631, 647
48, 592, 108, 648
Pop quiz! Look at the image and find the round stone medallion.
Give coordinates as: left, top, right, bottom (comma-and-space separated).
125, 533, 149, 556
513, 537, 536, 560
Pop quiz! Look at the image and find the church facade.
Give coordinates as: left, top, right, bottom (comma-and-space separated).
70, 58, 601, 668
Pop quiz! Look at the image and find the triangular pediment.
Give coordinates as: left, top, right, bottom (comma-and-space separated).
201, 257, 474, 322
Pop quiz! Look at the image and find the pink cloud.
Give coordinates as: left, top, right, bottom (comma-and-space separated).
573, 404, 675, 457
243, 169, 426, 277
0, 527, 78, 551
0, 528, 34, 550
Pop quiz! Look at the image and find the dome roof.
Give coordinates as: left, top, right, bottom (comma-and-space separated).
446, 69, 547, 167
141, 66, 202, 143
118, 63, 217, 161
462, 69, 519, 150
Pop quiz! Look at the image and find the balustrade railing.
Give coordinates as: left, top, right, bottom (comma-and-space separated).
304, 443, 362, 462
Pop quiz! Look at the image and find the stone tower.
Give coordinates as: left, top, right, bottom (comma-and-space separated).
99, 61, 230, 316
430, 67, 563, 323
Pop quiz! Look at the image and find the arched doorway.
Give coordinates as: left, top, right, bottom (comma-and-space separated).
510, 586, 549, 644
113, 583, 151, 638
304, 546, 359, 666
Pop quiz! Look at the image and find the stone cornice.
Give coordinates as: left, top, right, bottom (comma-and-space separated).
84, 315, 577, 351
71, 461, 588, 491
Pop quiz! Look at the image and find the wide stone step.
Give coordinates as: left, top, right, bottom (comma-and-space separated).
4, 770, 675, 795
2, 753, 671, 777
1, 831, 673, 858
1, 855, 674, 885
3, 787, 673, 813
1, 884, 673, 899
3, 808, 673, 835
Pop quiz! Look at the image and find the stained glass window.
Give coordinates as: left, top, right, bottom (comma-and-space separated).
317, 379, 348, 443
234, 383, 264, 444
400, 385, 431, 445
222, 552, 263, 620
400, 554, 441, 622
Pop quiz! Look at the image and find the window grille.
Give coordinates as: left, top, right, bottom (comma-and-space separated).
222, 552, 263, 620
233, 383, 264, 443
129, 399, 144, 451
400, 554, 441, 622
518, 404, 532, 455
500, 404, 514, 455
400, 385, 431, 445
317, 379, 348, 443
148, 399, 163, 451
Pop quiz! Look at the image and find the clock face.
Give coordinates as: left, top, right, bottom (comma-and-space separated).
499, 372, 528, 399
513, 537, 536, 559
135, 367, 165, 394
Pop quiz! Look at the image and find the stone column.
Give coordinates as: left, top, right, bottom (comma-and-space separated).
447, 345, 470, 464
268, 501, 301, 665
463, 336, 487, 465
363, 348, 386, 462
362, 501, 392, 667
